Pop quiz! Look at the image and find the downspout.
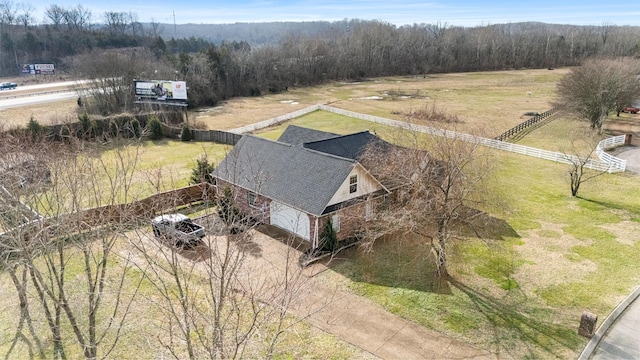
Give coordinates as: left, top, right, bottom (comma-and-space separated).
313, 217, 319, 249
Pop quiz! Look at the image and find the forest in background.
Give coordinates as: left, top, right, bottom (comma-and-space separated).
4, 2, 640, 112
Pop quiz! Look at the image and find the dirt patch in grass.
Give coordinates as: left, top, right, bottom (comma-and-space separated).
513, 222, 597, 294
600, 220, 640, 246
3, 68, 567, 136
191, 68, 566, 135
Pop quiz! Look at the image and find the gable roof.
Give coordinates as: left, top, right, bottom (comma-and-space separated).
212, 135, 357, 216
277, 125, 340, 145
302, 131, 391, 160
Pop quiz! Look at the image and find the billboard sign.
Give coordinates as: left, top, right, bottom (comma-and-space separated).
35, 64, 55, 75
20, 64, 33, 74
134, 80, 187, 105
21, 64, 55, 75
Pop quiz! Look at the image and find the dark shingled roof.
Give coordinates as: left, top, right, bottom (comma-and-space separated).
212, 135, 356, 216
277, 125, 340, 145
302, 131, 391, 160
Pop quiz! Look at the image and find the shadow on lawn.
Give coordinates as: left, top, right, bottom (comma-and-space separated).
459, 208, 520, 241
327, 211, 519, 294
449, 279, 584, 358
327, 235, 453, 294
577, 195, 640, 213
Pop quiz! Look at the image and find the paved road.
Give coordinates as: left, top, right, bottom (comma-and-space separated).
588, 290, 640, 360
615, 146, 640, 173
0, 91, 78, 109
578, 286, 640, 360
0, 79, 90, 109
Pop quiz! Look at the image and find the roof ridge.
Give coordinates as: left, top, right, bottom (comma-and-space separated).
243, 133, 356, 163
301, 130, 372, 146
301, 145, 358, 163
243, 133, 293, 147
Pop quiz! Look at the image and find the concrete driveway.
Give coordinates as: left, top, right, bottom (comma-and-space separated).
234, 224, 495, 359
615, 146, 640, 173
186, 216, 495, 359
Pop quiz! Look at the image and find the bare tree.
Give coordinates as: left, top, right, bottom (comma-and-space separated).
103, 11, 128, 34
44, 4, 64, 29
15, 3, 34, 29
358, 130, 492, 281
0, 136, 146, 359
556, 57, 640, 134
149, 18, 164, 37
73, 49, 168, 115
562, 130, 609, 196
127, 193, 316, 359
63, 5, 91, 32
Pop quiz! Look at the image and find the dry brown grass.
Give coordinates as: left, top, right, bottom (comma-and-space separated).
192, 68, 568, 135
2, 68, 567, 136
0, 99, 79, 129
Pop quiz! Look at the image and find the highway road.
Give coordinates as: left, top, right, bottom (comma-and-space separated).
0, 92, 78, 109
0, 80, 88, 110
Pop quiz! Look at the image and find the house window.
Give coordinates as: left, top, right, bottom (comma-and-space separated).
365, 201, 373, 220
331, 214, 340, 232
248, 192, 257, 207
349, 175, 358, 194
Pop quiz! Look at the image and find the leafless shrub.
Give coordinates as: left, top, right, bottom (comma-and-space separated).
393, 103, 463, 124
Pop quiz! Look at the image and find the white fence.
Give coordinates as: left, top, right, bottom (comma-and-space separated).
230, 105, 320, 134
231, 104, 627, 173
319, 105, 627, 173
596, 135, 628, 172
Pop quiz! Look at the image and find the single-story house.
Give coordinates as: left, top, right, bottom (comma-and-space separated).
211, 125, 408, 249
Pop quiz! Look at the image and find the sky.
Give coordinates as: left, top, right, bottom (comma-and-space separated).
35, 0, 640, 27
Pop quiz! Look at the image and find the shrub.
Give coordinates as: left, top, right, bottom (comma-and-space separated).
27, 116, 42, 139
78, 112, 95, 139
319, 218, 338, 252
109, 120, 119, 138
190, 154, 215, 184
147, 116, 164, 140
218, 187, 240, 226
58, 125, 72, 143
124, 118, 141, 138
180, 124, 193, 141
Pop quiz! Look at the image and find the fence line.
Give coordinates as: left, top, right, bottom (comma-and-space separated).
318, 105, 627, 173
229, 105, 321, 134
0, 184, 212, 239
0, 184, 43, 231
191, 130, 242, 145
495, 108, 559, 141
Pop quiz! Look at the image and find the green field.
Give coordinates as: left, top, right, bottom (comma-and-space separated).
3, 68, 640, 358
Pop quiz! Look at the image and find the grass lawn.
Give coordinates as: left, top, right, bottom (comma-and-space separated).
250, 110, 640, 358
4, 67, 640, 358
0, 235, 362, 359
27, 139, 232, 214
326, 148, 640, 359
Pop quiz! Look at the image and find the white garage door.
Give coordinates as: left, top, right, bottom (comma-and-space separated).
270, 201, 310, 241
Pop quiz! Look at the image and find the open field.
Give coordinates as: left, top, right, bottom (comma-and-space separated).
0, 98, 79, 128
2, 68, 640, 358
1, 68, 566, 136
193, 68, 567, 137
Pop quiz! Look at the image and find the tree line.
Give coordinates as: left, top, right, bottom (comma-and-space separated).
5, 2, 640, 110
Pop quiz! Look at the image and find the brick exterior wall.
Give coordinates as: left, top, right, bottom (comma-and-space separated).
215, 180, 273, 224
215, 180, 386, 248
